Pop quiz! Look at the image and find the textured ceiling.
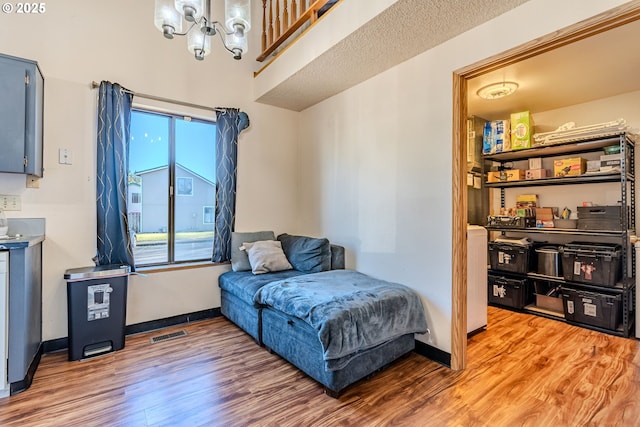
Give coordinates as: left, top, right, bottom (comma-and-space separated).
255, 0, 531, 111
467, 18, 640, 123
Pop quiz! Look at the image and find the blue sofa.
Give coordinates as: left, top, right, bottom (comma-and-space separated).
218, 232, 426, 397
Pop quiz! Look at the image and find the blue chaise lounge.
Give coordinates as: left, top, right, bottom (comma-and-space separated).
218, 231, 428, 397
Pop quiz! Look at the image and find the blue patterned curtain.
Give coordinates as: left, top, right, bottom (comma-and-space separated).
212, 108, 250, 262
96, 81, 134, 268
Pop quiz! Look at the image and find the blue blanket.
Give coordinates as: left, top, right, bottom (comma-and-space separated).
254, 270, 428, 370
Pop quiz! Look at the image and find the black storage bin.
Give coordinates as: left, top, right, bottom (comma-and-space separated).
577, 206, 625, 231
65, 265, 130, 361
560, 242, 621, 287
561, 287, 622, 330
488, 274, 532, 309
488, 238, 532, 274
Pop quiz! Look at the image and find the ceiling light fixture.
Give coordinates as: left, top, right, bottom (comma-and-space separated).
476, 81, 519, 100
154, 0, 251, 61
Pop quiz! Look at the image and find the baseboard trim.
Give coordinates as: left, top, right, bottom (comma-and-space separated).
43, 337, 68, 354
125, 308, 221, 335
414, 339, 451, 368
10, 343, 43, 395
42, 308, 222, 354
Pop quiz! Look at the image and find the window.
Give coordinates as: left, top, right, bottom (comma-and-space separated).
128, 109, 216, 266
176, 177, 193, 196
203, 206, 214, 224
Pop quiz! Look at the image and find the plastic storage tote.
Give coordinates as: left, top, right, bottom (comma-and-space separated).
488, 237, 533, 274
560, 242, 621, 287
488, 273, 532, 309
561, 287, 622, 330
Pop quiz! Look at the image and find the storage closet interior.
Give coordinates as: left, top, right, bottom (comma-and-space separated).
466, 18, 640, 338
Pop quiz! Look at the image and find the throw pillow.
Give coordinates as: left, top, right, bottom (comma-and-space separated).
231, 231, 276, 271
242, 240, 293, 275
277, 233, 331, 273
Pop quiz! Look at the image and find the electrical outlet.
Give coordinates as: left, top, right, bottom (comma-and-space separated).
0, 195, 22, 211
59, 148, 72, 165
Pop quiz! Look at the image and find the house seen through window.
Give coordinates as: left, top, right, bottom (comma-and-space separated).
128, 109, 216, 266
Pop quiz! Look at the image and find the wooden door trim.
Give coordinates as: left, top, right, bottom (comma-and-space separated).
451, 73, 468, 370
450, 1, 640, 371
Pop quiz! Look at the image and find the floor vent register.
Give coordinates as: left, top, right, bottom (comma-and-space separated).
150, 330, 188, 344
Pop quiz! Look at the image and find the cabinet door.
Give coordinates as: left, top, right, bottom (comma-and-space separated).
24, 64, 43, 177
0, 59, 27, 173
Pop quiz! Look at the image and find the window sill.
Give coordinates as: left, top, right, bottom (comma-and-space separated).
135, 261, 230, 274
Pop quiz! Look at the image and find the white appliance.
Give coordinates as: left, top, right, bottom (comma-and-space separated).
0, 251, 8, 398
467, 225, 488, 335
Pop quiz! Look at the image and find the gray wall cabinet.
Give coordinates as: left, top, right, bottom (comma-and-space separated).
0, 53, 44, 177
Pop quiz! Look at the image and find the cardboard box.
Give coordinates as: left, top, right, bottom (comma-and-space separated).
516, 194, 538, 207
535, 207, 554, 228
528, 157, 542, 169
536, 294, 564, 313
554, 157, 586, 177
600, 153, 621, 162
483, 120, 511, 154
587, 160, 601, 173
600, 153, 621, 172
488, 169, 525, 182
510, 111, 533, 150
526, 169, 547, 179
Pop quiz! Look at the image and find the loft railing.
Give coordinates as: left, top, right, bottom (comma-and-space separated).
257, 0, 340, 63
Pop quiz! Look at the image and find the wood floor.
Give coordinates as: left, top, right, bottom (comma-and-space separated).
1, 307, 639, 427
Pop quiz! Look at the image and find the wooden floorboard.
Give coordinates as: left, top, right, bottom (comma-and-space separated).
1, 306, 639, 426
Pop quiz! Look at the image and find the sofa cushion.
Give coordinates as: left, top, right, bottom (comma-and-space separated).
242, 240, 293, 275
277, 233, 331, 273
231, 231, 275, 271
219, 270, 306, 304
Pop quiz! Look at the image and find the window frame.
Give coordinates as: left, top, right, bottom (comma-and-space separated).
129, 106, 216, 267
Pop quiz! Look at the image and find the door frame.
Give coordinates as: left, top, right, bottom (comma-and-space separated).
451, 1, 640, 370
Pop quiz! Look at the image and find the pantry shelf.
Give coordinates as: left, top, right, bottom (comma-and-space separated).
485, 227, 627, 237
483, 134, 632, 162
484, 173, 627, 188
524, 304, 565, 319
484, 131, 636, 338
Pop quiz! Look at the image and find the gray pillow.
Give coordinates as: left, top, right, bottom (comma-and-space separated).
231, 231, 275, 271
277, 233, 331, 273
242, 240, 293, 275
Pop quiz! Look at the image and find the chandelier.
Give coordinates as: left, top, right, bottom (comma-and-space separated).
154, 0, 251, 61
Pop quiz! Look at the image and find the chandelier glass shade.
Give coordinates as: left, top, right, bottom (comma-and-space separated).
154, 0, 251, 61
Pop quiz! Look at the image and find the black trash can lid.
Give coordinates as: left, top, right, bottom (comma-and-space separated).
64, 264, 130, 281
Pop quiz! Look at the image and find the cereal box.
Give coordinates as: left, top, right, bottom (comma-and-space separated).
510, 111, 533, 150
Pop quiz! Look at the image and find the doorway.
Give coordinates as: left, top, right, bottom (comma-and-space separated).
451, 2, 640, 370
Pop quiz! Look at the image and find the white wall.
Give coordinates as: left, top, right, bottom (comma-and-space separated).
0, 0, 300, 340
297, 0, 631, 353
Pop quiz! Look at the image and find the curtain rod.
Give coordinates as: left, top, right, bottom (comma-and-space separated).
90, 81, 223, 113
